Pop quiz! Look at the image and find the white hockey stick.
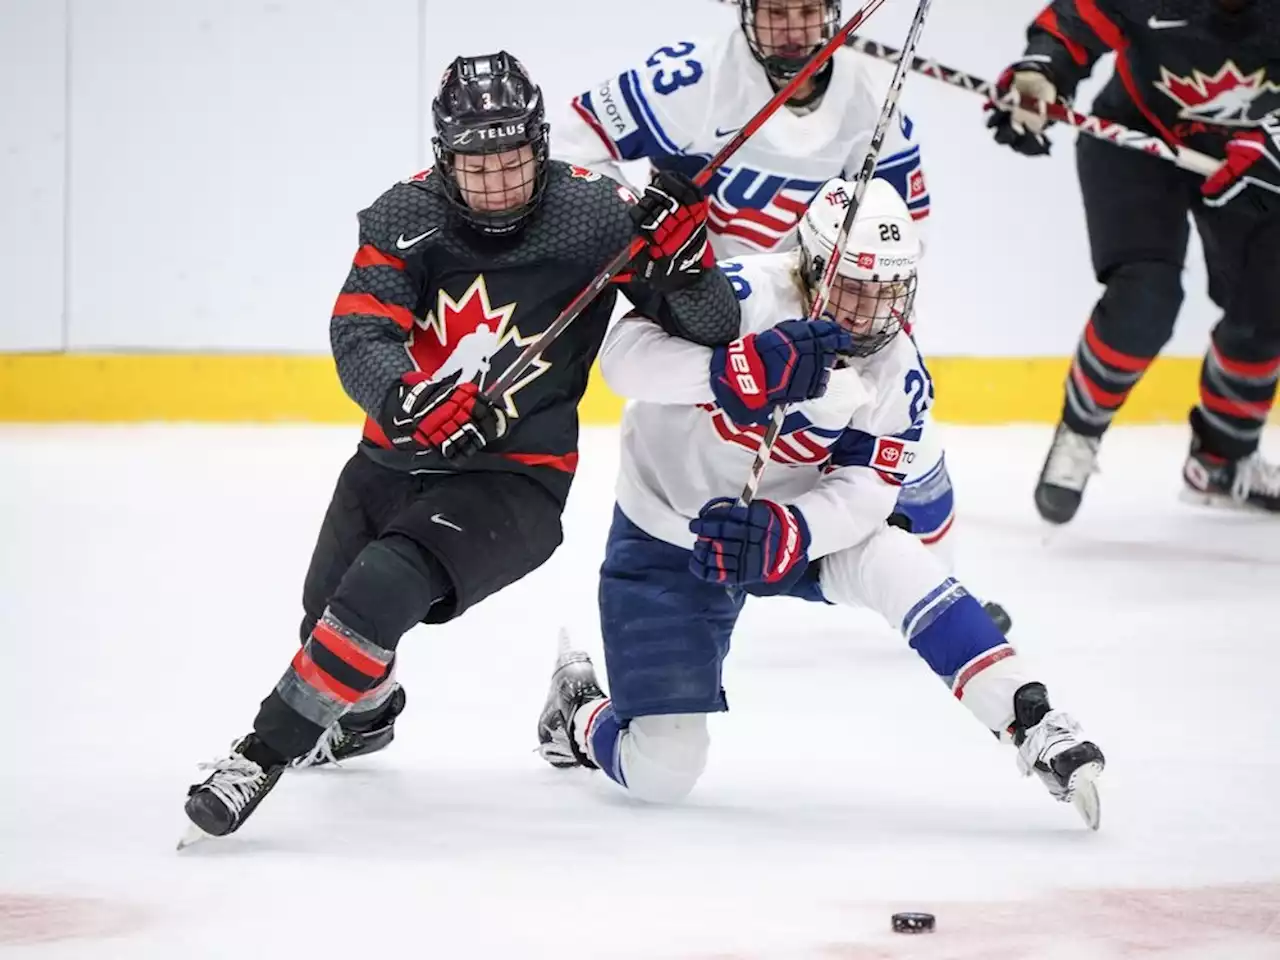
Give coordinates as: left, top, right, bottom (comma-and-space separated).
737, 0, 935, 505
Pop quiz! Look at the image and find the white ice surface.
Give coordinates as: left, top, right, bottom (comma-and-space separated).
2, 424, 1278, 958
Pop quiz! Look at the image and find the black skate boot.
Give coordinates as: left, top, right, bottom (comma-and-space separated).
983, 601, 1013, 635
1035, 422, 1102, 524
1181, 434, 1280, 514
183, 734, 287, 843
537, 635, 605, 770
293, 684, 407, 768
1011, 682, 1105, 830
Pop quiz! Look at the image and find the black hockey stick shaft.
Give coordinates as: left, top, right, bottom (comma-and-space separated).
843, 35, 1219, 175
483, 0, 893, 404
701, 0, 1218, 173
737, 0, 935, 505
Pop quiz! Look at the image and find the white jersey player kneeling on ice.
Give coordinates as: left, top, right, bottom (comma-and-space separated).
536, 178, 1106, 827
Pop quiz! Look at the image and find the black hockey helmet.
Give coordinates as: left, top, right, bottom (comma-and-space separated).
739, 0, 841, 82
431, 51, 550, 236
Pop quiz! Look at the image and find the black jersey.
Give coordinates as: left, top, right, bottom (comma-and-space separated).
1024, 0, 1280, 155
329, 160, 740, 504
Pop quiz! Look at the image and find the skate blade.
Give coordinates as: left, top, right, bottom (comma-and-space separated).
176, 822, 214, 851
1178, 487, 1276, 515
536, 740, 581, 769
1067, 760, 1104, 831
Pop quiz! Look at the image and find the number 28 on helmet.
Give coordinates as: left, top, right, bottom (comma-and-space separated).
797, 177, 920, 357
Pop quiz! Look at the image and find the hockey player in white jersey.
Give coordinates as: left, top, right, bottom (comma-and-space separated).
559, 0, 1002, 610
558, 0, 930, 258
536, 179, 1105, 827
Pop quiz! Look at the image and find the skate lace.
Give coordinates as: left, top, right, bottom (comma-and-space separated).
1042, 428, 1100, 490
295, 722, 344, 769
197, 754, 267, 814
1232, 453, 1280, 500
1016, 710, 1083, 778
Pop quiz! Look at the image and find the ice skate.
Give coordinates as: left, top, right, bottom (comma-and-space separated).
1010, 683, 1105, 830
294, 684, 407, 768
180, 734, 287, 847
1034, 422, 1101, 525
537, 631, 605, 769
1181, 440, 1280, 514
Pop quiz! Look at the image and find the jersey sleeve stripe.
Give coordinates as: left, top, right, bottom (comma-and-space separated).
571, 94, 622, 160
624, 71, 683, 156
874, 146, 921, 170
1033, 5, 1094, 67
333, 293, 415, 332
352, 245, 405, 270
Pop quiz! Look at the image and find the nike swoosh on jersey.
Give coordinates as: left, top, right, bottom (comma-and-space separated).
396, 227, 439, 249
430, 513, 463, 532
1147, 16, 1188, 28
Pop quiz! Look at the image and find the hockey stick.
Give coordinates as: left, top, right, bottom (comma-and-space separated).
481, 0, 893, 406
840, 35, 1220, 176
736, 0, 935, 506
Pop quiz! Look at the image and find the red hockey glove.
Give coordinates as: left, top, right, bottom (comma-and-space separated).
381, 373, 506, 461
629, 170, 715, 291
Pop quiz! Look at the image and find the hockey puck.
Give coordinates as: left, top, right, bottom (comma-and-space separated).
891, 912, 935, 934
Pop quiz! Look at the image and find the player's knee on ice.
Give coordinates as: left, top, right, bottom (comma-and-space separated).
616, 714, 710, 804
1094, 261, 1183, 356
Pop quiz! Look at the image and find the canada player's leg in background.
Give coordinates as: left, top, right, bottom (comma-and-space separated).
1181, 199, 1280, 512
1035, 134, 1195, 524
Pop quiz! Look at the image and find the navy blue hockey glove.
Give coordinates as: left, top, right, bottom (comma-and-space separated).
1202, 120, 1280, 211
710, 319, 853, 426
689, 497, 812, 589
380, 372, 507, 461
986, 62, 1058, 157
630, 170, 715, 291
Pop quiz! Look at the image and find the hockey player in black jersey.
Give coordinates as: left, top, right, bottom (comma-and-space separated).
988, 0, 1280, 521
181, 51, 740, 842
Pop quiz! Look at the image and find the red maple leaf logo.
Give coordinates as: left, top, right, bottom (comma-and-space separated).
405, 275, 548, 417
1155, 61, 1280, 124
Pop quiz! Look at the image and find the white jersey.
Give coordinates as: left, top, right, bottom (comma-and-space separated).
557, 29, 930, 259
601, 253, 936, 560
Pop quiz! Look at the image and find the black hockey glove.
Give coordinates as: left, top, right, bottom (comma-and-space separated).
380, 372, 506, 461
1201, 119, 1280, 212
629, 169, 715, 292
985, 61, 1058, 157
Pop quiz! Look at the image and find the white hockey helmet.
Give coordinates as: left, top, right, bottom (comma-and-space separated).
797, 176, 919, 356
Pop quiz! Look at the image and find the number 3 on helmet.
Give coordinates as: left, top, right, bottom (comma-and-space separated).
797, 177, 920, 357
